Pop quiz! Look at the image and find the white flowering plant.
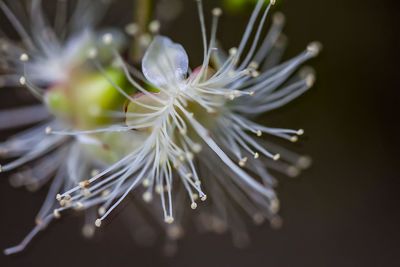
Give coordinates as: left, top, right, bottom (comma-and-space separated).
0, 0, 320, 255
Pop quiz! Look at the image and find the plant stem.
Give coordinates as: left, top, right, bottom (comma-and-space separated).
131, 0, 153, 63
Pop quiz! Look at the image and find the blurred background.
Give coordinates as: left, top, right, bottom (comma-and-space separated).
0, 0, 399, 266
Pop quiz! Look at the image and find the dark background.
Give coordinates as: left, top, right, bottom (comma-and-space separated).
1, 0, 399, 266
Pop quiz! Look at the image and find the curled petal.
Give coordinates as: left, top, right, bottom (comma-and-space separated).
142, 36, 189, 87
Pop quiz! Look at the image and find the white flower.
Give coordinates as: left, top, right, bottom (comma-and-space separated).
1, 0, 321, 255
52, 0, 320, 246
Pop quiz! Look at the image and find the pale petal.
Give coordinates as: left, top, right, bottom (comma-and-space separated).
142, 36, 189, 87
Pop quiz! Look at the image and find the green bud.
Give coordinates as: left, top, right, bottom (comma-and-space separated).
45, 68, 134, 129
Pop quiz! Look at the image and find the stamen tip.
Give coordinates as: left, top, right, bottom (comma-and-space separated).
45, 127, 52, 134
306, 73, 316, 87
19, 76, 26, 85
273, 12, 285, 25
307, 41, 323, 56
239, 157, 248, 167
287, 166, 300, 177
87, 48, 98, 59
53, 209, 61, 219
212, 7, 222, 17
102, 33, 113, 45
98, 207, 106, 216
19, 53, 29, 62
191, 202, 198, 209
165, 216, 174, 224
125, 23, 139, 36
149, 20, 161, 34
142, 192, 153, 202
95, 219, 102, 228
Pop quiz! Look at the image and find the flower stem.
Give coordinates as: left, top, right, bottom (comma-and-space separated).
131, 0, 153, 63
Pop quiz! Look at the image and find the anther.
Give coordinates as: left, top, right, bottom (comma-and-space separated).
125, 23, 139, 36
74, 202, 84, 211
19, 76, 26, 85
249, 61, 259, 70
253, 213, 265, 225
102, 33, 113, 45
239, 157, 248, 167
95, 219, 102, 227
79, 180, 90, 189
290, 136, 298, 142
271, 217, 283, 229
142, 178, 150, 187
297, 129, 304, 135
191, 202, 198, 209
229, 47, 238, 56
165, 216, 174, 224
254, 152, 260, 159
53, 209, 61, 219
306, 74, 316, 87
287, 166, 300, 178
45, 126, 52, 134
87, 48, 98, 59
212, 7, 222, 17
19, 53, 29, 62
142, 191, 152, 202
273, 12, 285, 25
273, 154, 281, 161
256, 130, 262, 137
307, 41, 322, 56
201, 195, 207, 201
82, 225, 95, 238
101, 190, 110, 197
192, 143, 202, 153
270, 198, 280, 214
91, 169, 100, 176
98, 207, 106, 216
186, 152, 194, 161
149, 20, 161, 34
297, 156, 312, 169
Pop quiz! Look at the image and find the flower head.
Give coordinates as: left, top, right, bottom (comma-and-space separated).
1, 0, 321, 255
52, 0, 320, 244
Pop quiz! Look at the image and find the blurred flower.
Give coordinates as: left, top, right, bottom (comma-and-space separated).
0, 0, 135, 255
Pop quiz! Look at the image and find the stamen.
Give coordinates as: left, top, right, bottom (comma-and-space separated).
19, 53, 29, 62
102, 33, 113, 45
125, 23, 139, 36
149, 20, 160, 34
